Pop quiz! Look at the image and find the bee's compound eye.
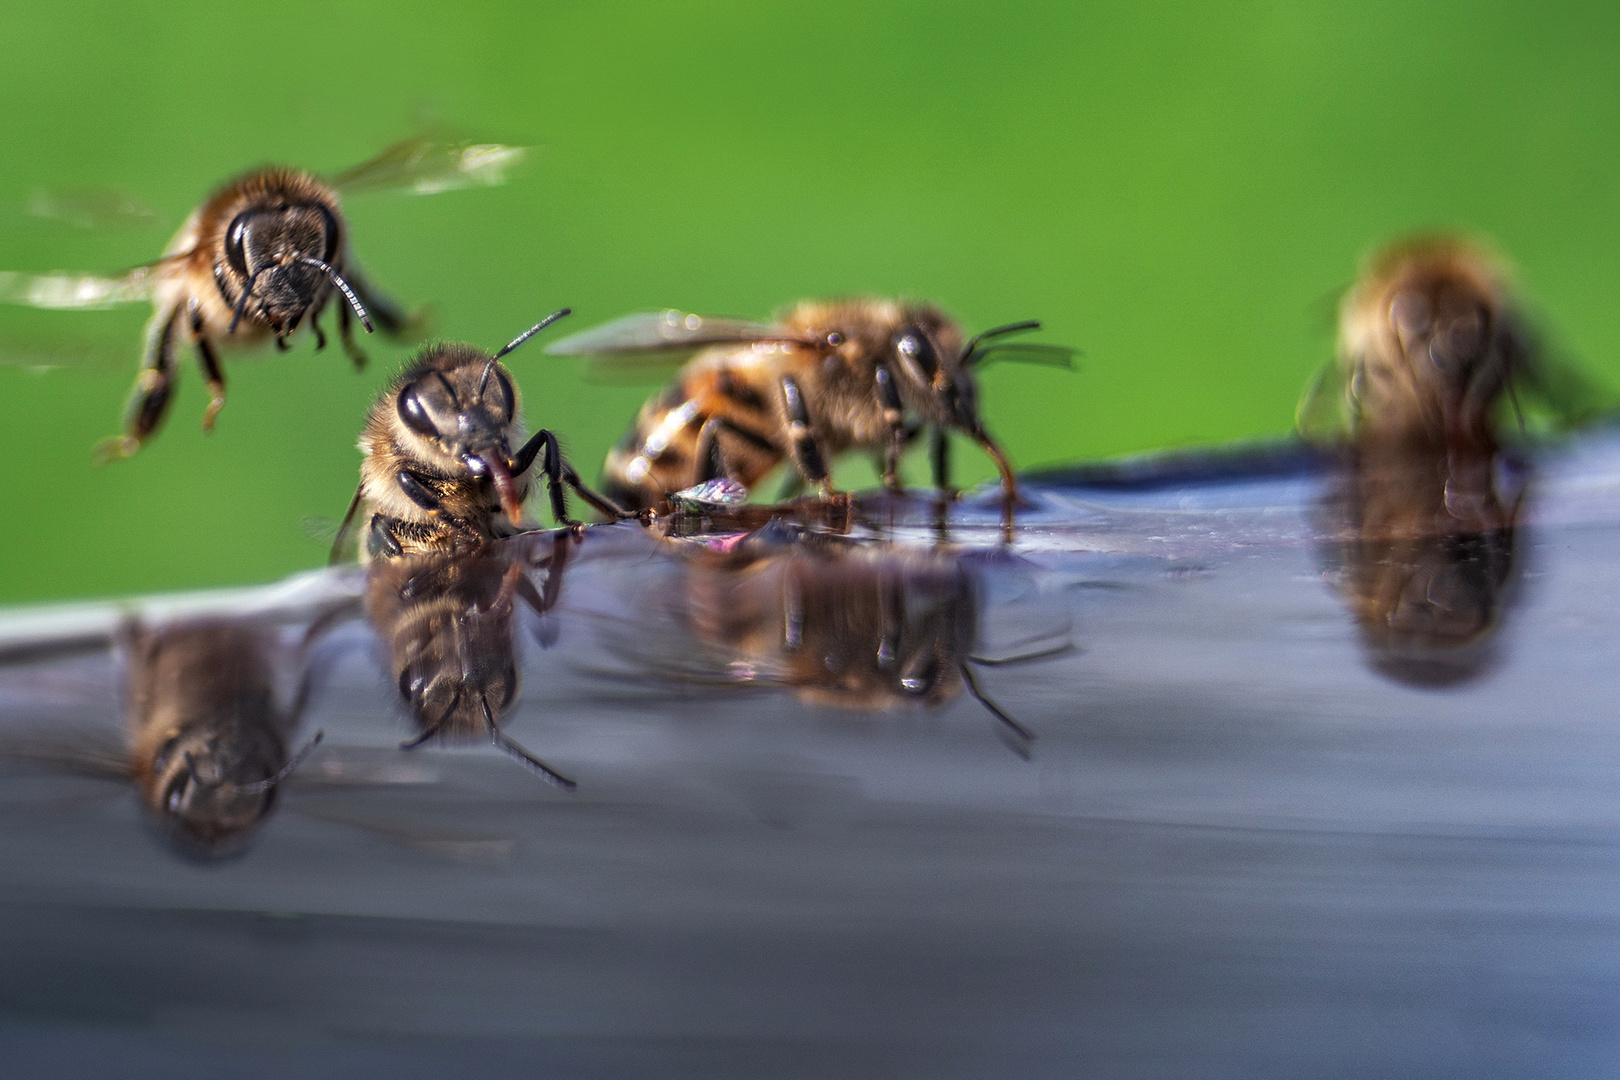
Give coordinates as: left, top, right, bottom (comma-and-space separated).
894, 329, 938, 379
398, 667, 427, 704
164, 775, 191, 814
224, 212, 252, 277
317, 203, 342, 262
397, 387, 439, 438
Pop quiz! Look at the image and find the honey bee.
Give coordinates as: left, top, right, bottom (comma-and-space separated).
1319, 439, 1526, 686
366, 531, 577, 786
0, 135, 527, 458
334, 310, 636, 563
1299, 236, 1608, 450
596, 528, 1069, 749
545, 301, 1071, 511
121, 617, 326, 858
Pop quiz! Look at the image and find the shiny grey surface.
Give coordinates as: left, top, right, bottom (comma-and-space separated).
4, 434, 1620, 1078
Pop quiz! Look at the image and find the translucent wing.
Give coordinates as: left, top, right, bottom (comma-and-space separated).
26, 187, 159, 230
1511, 347, 1620, 435
0, 264, 159, 310
544, 310, 807, 357
1295, 358, 1354, 443
0, 727, 130, 781
328, 134, 528, 196
970, 342, 1080, 370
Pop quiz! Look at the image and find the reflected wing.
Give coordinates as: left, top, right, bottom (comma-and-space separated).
0, 265, 159, 310
328, 135, 528, 196
0, 728, 130, 781
544, 310, 807, 356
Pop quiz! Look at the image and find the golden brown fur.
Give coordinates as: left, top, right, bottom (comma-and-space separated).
122, 619, 294, 857
350, 338, 622, 563
101, 166, 407, 458
601, 299, 1016, 510
1337, 238, 1529, 452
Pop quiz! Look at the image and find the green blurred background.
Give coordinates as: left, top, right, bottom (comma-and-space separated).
0, 0, 1616, 604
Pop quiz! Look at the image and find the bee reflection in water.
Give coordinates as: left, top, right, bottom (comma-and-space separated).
616, 527, 1044, 750
122, 618, 326, 858
1320, 441, 1528, 685
365, 531, 579, 787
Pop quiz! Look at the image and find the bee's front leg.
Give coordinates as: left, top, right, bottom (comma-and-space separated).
873, 364, 907, 492
190, 304, 227, 432
95, 301, 184, 462
338, 300, 368, 369
515, 429, 637, 527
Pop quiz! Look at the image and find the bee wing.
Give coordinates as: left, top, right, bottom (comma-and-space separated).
0, 727, 130, 781
327, 134, 528, 196
0, 263, 160, 311
1510, 345, 1620, 435
1295, 358, 1354, 443
969, 342, 1080, 370
545, 310, 808, 356
545, 310, 810, 383
25, 186, 160, 230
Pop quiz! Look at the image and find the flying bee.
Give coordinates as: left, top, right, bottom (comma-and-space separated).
545, 300, 1073, 512
121, 618, 326, 856
366, 531, 578, 787
1298, 236, 1610, 451
1318, 438, 1527, 686
0, 134, 528, 458
334, 310, 637, 563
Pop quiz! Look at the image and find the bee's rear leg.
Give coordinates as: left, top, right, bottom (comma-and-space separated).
95, 302, 183, 462
780, 374, 837, 499
191, 308, 227, 432
339, 300, 368, 369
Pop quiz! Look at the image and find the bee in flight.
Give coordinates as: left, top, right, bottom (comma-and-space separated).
0, 135, 526, 459
1298, 236, 1609, 451
334, 309, 636, 563
545, 300, 1072, 512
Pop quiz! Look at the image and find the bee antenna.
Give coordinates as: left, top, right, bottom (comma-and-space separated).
227, 267, 269, 335
959, 661, 1035, 750
182, 750, 215, 792
482, 695, 576, 789
239, 730, 325, 794
300, 257, 373, 333
492, 308, 572, 361
959, 319, 1042, 366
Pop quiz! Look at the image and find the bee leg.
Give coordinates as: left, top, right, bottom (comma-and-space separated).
874, 364, 907, 492
310, 307, 327, 352
514, 429, 638, 527
367, 515, 406, 559
338, 300, 368, 369
931, 427, 957, 497
95, 302, 183, 462
190, 307, 228, 433
694, 417, 728, 483
780, 375, 834, 497
396, 469, 443, 512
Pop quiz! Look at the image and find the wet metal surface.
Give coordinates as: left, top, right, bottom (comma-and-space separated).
4, 433, 1620, 1077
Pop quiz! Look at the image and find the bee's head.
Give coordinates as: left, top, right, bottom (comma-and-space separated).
220, 198, 372, 339
885, 312, 988, 436
394, 346, 526, 523
142, 723, 285, 859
